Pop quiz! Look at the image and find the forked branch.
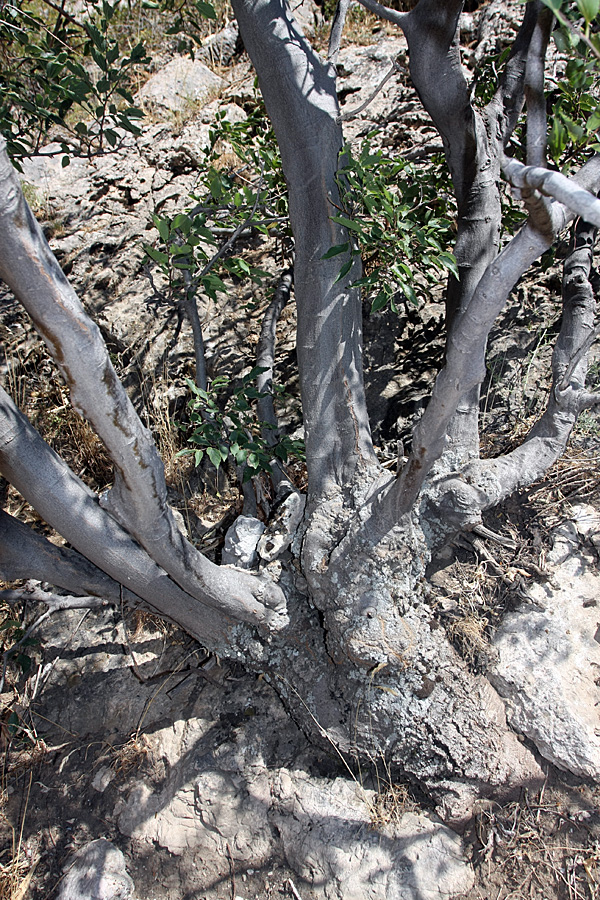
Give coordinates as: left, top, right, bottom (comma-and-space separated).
0, 138, 286, 630
502, 156, 600, 227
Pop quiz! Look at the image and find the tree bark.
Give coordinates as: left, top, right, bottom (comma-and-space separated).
232, 0, 378, 502
0, 139, 286, 628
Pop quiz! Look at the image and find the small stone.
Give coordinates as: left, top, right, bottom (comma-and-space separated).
222, 516, 266, 568
139, 57, 224, 115
57, 839, 134, 900
258, 493, 305, 562
91, 766, 114, 793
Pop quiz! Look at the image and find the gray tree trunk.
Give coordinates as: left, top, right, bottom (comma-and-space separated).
2, 0, 600, 823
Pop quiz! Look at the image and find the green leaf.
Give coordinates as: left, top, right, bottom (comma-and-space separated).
155, 216, 170, 242
330, 214, 364, 234
577, 0, 599, 23
370, 292, 388, 313
194, 449, 204, 466
207, 446, 223, 469
541, 0, 563, 12
321, 242, 349, 260
334, 258, 353, 284
196, 0, 217, 17
437, 251, 459, 279
173, 213, 192, 234
145, 246, 169, 266
561, 114, 584, 143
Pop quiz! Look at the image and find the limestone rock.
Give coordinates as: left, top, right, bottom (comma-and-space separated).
258, 492, 305, 562
271, 769, 474, 900
139, 57, 224, 114
57, 840, 134, 900
222, 515, 266, 568
489, 506, 600, 779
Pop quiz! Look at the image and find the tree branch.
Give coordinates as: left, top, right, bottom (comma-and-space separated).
486, 1, 545, 149
354, 0, 406, 27
400, 0, 500, 459
232, 0, 377, 499
256, 267, 295, 497
430, 197, 600, 531
328, 0, 351, 65
0, 386, 284, 648
502, 155, 600, 227
524, 6, 552, 165
0, 580, 111, 693
336, 56, 404, 124
0, 139, 286, 626
369, 156, 600, 532
0, 508, 141, 604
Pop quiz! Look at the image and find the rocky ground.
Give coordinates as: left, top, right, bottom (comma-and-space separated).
1, 2, 600, 899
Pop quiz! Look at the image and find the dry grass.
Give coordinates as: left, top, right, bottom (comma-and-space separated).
0, 775, 36, 900
368, 780, 419, 829
525, 447, 600, 527
109, 733, 151, 778
447, 611, 491, 666
473, 782, 600, 900
2, 332, 113, 493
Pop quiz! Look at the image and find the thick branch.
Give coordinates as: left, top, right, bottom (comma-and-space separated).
487, 2, 544, 148
427, 181, 600, 531
0, 508, 141, 605
524, 6, 552, 165
369, 153, 600, 532
0, 139, 286, 625
0, 387, 281, 644
232, 0, 377, 500
400, 0, 501, 459
328, 0, 351, 64
503, 156, 600, 227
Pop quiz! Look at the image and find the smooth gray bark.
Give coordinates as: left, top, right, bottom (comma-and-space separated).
232, 0, 377, 501
0, 139, 286, 628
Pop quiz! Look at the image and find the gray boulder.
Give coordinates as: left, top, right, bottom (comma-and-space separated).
58, 840, 134, 900
139, 57, 224, 114
489, 505, 600, 779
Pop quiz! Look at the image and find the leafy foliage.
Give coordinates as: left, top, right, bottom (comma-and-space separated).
0, 0, 152, 166
330, 139, 457, 313
180, 370, 304, 480
144, 106, 289, 306
535, 0, 600, 167
548, 55, 600, 166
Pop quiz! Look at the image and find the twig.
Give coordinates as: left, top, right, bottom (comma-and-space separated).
550, 5, 600, 62
336, 56, 404, 123
256, 267, 295, 495
225, 841, 236, 900
0, 581, 109, 693
287, 877, 304, 900
471, 523, 517, 550
189, 159, 267, 294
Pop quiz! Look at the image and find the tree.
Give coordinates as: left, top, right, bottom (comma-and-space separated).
1, 0, 600, 823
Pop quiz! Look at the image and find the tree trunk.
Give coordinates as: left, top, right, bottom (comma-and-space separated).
3, 0, 600, 825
